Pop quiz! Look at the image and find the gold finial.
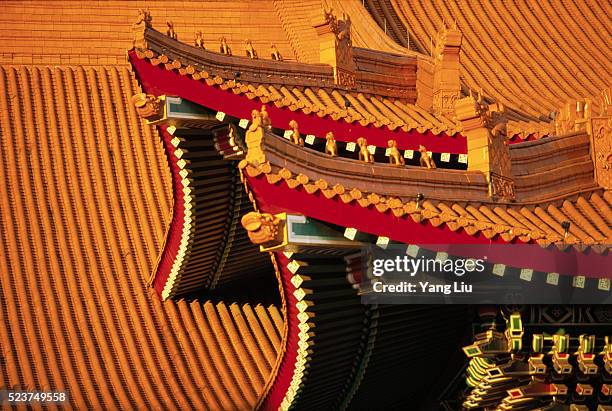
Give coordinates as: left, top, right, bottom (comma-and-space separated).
325, 132, 338, 157
387, 140, 404, 166
419, 145, 436, 169
357, 137, 374, 163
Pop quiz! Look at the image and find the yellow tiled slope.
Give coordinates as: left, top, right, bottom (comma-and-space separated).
0, 65, 282, 409
0, 0, 296, 65
388, 0, 611, 118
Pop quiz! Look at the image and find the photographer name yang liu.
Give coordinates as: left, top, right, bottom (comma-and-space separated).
372, 281, 473, 295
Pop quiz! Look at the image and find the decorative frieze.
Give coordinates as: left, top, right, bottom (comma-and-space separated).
432, 25, 462, 117
456, 94, 515, 201
313, 8, 356, 89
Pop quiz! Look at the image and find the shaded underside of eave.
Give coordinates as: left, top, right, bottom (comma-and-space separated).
0, 64, 283, 410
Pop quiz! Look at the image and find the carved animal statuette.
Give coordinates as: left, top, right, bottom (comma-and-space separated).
241, 212, 281, 245
220, 37, 232, 55
245, 40, 258, 59
166, 21, 177, 40
288, 120, 303, 146
357, 137, 374, 163
260, 106, 272, 130
270, 44, 282, 61
387, 139, 404, 166
245, 109, 266, 165
419, 145, 436, 169
194, 31, 205, 49
249, 109, 262, 132
325, 132, 338, 157
131, 93, 162, 121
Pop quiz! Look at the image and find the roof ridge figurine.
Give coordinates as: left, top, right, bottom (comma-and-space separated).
166, 21, 177, 40
219, 36, 231, 55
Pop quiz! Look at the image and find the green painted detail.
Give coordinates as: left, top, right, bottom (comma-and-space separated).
165, 97, 213, 119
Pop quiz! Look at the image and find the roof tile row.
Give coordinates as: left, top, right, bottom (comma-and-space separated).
0, 64, 282, 409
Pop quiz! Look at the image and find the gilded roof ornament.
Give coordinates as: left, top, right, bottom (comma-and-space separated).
245, 109, 266, 166
194, 31, 205, 49
357, 137, 373, 163
131, 93, 164, 122
270, 44, 282, 61
288, 120, 303, 146
219, 36, 232, 56
245, 40, 258, 59
133, 8, 152, 49
325, 132, 337, 157
260, 105, 271, 130
418, 145, 435, 169
241, 212, 283, 246
387, 140, 404, 166
135, 8, 152, 28
166, 21, 177, 40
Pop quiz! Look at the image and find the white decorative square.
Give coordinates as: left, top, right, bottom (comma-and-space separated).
441, 152, 451, 162
287, 260, 300, 274
520, 268, 533, 282
427, 151, 433, 157
239, 118, 249, 129
215, 111, 226, 121
404, 150, 414, 159
283, 129, 293, 139
345, 142, 356, 152
572, 275, 586, 289
406, 244, 419, 257
166, 125, 177, 135
458, 154, 468, 164
376, 236, 389, 248
305, 134, 315, 145
492, 264, 505, 276
385, 148, 391, 156
546, 272, 559, 286
344, 227, 357, 240
283, 251, 294, 258
598, 278, 610, 291
367, 145, 376, 155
